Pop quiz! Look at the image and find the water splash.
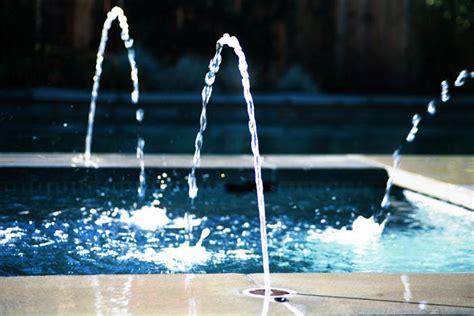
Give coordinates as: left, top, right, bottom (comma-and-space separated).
83, 6, 146, 197
123, 228, 212, 272
109, 201, 202, 231
118, 204, 170, 231
186, 34, 271, 293
380, 69, 472, 209
309, 215, 386, 244
0, 227, 25, 245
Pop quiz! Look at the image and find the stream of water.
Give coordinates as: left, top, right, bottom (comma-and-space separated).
82, 6, 146, 197
380, 69, 473, 210
186, 34, 271, 295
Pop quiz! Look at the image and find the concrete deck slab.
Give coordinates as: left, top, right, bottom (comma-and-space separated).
0, 153, 376, 169
0, 273, 473, 315
357, 155, 474, 210
251, 273, 474, 314
360, 155, 474, 185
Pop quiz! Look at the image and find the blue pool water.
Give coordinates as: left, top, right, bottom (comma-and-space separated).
0, 169, 472, 275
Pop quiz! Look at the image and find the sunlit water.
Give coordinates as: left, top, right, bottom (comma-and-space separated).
1, 172, 472, 275
186, 34, 270, 291
81, 6, 146, 197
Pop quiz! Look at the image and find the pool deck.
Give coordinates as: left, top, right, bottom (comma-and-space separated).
0, 153, 374, 169
0, 153, 472, 209
0, 273, 473, 314
356, 155, 474, 210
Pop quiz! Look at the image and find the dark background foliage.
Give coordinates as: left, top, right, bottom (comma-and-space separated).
1, 0, 474, 94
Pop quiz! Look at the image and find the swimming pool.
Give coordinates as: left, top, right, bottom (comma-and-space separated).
1, 167, 472, 275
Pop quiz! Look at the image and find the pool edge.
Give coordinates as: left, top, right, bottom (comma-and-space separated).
0, 273, 472, 314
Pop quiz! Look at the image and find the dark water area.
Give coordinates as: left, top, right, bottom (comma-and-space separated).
1, 101, 473, 154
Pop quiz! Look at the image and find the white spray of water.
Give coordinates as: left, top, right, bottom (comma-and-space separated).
309, 215, 386, 244
98, 202, 202, 231
122, 228, 212, 272
83, 6, 146, 197
118, 204, 170, 231
380, 69, 471, 209
186, 34, 271, 296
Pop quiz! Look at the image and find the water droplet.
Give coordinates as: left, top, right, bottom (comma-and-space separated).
412, 114, 421, 126
131, 90, 139, 103
427, 100, 436, 115
441, 80, 450, 102
136, 108, 144, 122
406, 130, 416, 142
406, 115, 421, 142
454, 70, 468, 87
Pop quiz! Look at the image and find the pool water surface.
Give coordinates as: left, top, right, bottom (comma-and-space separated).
0, 168, 472, 275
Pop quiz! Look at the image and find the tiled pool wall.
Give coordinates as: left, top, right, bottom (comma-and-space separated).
0, 166, 388, 197
1, 99, 474, 154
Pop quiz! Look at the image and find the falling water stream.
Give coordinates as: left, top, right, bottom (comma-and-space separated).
380, 69, 473, 211
186, 33, 271, 305
82, 6, 146, 197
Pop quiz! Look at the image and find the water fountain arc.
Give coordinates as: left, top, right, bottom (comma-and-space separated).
84, 6, 140, 160
81, 6, 146, 197
186, 34, 271, 297
380, 69, 473, 211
